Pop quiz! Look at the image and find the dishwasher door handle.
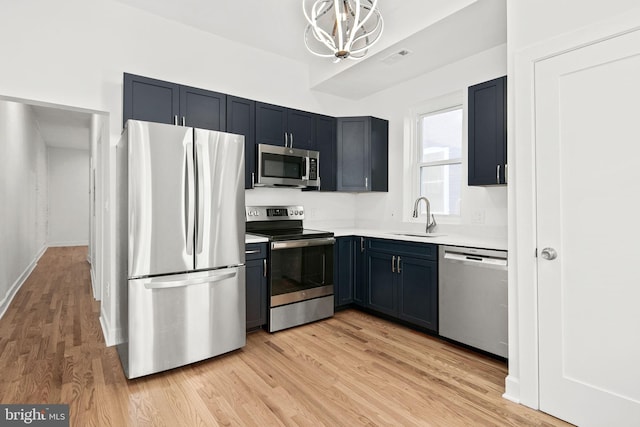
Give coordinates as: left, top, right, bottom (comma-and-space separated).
443, 252, 507, 268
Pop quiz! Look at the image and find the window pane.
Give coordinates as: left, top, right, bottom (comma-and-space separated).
419, 164, 461, 215
419, 108, 462, 162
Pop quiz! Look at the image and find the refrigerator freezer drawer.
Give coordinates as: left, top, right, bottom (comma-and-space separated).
119, 266, 246, 379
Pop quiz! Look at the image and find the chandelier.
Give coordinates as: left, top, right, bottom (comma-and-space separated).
303, 0, 384, 61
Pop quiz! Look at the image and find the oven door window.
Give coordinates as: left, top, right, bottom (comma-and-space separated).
270, 244, 333, 299
262, 153, 305, 179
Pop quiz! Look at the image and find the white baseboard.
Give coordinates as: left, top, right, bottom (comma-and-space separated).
503, 375, 521, 404
90, 267, 100, 301
100, 315, 123, 347
100, 315, 115, 346
47, 240, 89, 247
0, 244, 47, 320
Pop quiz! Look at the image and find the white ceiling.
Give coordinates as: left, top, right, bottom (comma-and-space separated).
113, 0, 507, 100
31, 105, 92, 150
24, 1, 506, 146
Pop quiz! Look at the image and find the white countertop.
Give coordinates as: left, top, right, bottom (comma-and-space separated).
326, 228, 507, 251
246, 228, 506, 251
245, 233, 269, 244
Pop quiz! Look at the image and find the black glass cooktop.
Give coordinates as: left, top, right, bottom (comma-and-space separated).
248, 228, 333, 241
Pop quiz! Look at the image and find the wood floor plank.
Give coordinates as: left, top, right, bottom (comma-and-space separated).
0, 247, 572, 426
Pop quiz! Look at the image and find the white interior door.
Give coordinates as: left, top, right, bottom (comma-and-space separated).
535, 29, 640, 426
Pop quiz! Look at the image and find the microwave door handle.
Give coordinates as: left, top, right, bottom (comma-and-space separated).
302, 157, 308, 180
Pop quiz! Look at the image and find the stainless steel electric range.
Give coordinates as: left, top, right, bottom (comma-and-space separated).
246, 205, 335, 332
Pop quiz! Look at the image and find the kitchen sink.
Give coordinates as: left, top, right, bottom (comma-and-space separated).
391, 232, 446, 238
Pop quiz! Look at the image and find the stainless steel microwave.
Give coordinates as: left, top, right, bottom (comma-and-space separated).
256, 144, 320, 188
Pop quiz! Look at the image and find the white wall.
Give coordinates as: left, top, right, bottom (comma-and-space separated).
0, 0, 364, 344
349, 44, 508, 238
506, 0, 640, 408
0, 100, 48, 318
47, 147, 90, 247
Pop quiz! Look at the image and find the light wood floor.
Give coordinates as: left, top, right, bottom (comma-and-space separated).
0, 246, 571, 426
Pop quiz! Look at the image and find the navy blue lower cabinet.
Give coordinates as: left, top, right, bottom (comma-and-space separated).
353, 237, 367, 306
334, 237, 355, 308
397, 256, 438, 331
366, 250, 397, 317
245, 243, 267, 330
363, 239, 438, 332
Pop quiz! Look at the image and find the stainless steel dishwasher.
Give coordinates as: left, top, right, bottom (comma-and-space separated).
438, 245, 508, 358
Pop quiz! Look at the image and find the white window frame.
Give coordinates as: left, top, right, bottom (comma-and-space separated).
403, 91, 463, 223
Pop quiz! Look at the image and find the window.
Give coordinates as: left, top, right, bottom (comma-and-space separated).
416, 106, 462, 216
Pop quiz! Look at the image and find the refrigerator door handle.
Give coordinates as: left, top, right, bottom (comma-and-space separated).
185, 140, 195, 256
195, 140, 206, 254
143, 270, 237, 290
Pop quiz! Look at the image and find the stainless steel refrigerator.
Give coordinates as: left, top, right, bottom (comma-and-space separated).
115, 120, 245, 379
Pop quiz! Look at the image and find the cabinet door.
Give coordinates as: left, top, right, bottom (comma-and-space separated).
123, 73, 179, 128
468, 76, 507, 186
337, 117, 369, 191
397, 256, 438, 331
227, 96, 256, 189
335, 237, 355, 308
179, 85, 226, 131
288, 109, 315, 151
256, 102, 287, 146
366, 250, 396, 316
353, 237, 367, 306
370, 117, 389, 191
316, 115, 337, 191
245, 258, 267, 330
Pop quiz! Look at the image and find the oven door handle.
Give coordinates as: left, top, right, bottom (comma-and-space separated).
271, 237, 335, 250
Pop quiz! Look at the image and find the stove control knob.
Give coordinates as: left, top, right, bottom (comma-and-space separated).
299, 210, 304, 216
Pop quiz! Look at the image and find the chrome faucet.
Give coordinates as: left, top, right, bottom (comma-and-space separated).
413, 197, 437, 233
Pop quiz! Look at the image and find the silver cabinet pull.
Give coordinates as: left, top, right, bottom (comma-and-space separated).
397, 256, 402, 273
182, 116, 186, 126
263, 258, 267, 277
360, 237, 364, 253
504, 164, 508, 184
284, 132, 288, 147
290, 132, 294, 148
496, 164, 501, 184
365, 177, 368, 189
173, 115, 178, 125
245, 249, 261, 255
392, 255, 396, 273
251, 172, 255, 189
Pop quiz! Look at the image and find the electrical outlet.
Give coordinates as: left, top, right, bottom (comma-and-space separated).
471, 210, 486, 225
105, 281, 110, 297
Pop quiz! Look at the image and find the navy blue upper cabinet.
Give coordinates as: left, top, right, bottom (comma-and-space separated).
255, 102, 287, 146
336, 116, 388, 192
255, 102, 316, 150
468, 76, 507, 186
123, 73, 179, 128
288, 109, 315, 151
179, 85, 226, 131
314, 114, 336, 191
123, 73, 226, 132
226, 96, 256, 189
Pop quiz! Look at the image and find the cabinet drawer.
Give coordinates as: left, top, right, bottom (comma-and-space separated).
245, 243, 267, 260
367, 238, 437, 260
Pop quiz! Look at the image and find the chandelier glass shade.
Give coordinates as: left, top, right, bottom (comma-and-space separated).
303, 0, 384, 61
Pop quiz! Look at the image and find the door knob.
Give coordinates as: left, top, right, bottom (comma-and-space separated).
540, 247, 557, 260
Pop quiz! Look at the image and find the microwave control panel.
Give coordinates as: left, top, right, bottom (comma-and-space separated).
308, 158, 318, 180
